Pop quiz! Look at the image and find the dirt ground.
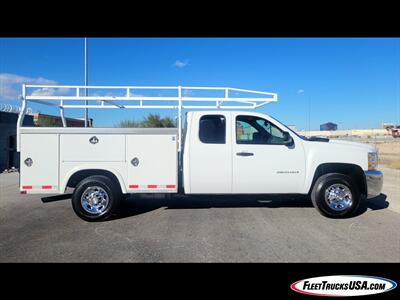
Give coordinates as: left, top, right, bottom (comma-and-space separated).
365, 139, 400, 169
362, 139, 400, 213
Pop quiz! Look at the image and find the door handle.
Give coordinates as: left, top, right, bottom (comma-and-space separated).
236, 152, 254, 157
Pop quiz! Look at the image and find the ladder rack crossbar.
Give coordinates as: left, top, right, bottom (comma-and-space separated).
26, 96, 273, 102
59, 105, 262, 109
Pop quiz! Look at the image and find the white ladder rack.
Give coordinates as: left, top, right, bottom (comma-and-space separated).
17, 84, 278, 152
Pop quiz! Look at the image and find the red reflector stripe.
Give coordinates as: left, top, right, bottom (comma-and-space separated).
22, 185, 32, 189
42, 185, 52, 189
129, 184, 176, 189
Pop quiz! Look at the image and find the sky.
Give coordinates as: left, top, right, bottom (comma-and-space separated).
0, 38, 399, 130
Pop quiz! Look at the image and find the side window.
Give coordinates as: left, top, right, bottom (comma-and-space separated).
236, 115, 285, 145
199, 115, 226, 144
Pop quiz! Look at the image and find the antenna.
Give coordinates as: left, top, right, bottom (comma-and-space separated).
308, 95, 311, 133
84, 37, 89, 127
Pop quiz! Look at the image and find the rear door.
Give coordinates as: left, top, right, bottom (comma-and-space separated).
232, 113, 305, 193
187, 112, 232, 193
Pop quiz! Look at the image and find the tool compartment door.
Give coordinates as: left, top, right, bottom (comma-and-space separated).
60, 134, 125, 162
20, 134, 59, 193
126, 135, 177, 192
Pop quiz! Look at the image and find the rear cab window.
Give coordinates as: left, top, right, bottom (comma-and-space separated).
199, 115, 226, 144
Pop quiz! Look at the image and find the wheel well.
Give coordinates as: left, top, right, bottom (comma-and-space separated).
66, 169, 122, 192
309, 163, 367, 196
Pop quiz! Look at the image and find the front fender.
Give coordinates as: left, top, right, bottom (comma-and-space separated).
302, 142, 368, 193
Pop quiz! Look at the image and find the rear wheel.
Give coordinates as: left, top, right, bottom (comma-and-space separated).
72, 175, 121, 221
311, 173, 360, 218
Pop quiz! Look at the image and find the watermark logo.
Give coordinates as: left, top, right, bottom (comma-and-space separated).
291, 275, 397, 297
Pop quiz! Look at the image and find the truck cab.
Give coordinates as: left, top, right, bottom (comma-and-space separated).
184, 110, 382, 217
183, 111, 306, 194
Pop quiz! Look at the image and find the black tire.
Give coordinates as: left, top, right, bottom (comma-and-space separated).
311, 173, 360, 218
72, 175, 121, 222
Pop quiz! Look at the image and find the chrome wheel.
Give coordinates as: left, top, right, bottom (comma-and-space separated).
324, 183, 353, 211
81, 186, 109, 215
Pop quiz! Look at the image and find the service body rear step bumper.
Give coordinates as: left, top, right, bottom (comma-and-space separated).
364, 170, 383, 198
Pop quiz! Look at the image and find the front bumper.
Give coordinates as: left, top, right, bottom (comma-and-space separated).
364, 170, 383, 198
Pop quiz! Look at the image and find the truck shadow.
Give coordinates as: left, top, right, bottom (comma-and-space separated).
355, 193, 389, 217
114, 193, 389, 220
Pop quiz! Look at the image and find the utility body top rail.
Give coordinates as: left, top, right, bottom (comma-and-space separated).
17, 84, 278, 152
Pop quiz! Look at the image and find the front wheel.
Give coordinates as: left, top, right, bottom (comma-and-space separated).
311, 173, 360, 218
72, 175, 121, 222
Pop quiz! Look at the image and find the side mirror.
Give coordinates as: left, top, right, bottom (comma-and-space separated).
282, 131, 294, 146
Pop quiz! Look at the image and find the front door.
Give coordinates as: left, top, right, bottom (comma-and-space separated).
232, 113, 305, 193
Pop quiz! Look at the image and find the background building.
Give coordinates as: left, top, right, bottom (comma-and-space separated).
320, 122, 338, 131
0, 111, 34, 171
32, 113, 92, 127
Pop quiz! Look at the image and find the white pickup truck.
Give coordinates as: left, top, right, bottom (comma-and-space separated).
17, 85, 383, 221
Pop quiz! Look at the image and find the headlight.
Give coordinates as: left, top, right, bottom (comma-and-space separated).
368, 152, 378, 170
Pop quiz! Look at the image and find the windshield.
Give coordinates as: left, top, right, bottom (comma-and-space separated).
268, 115, 309, 141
